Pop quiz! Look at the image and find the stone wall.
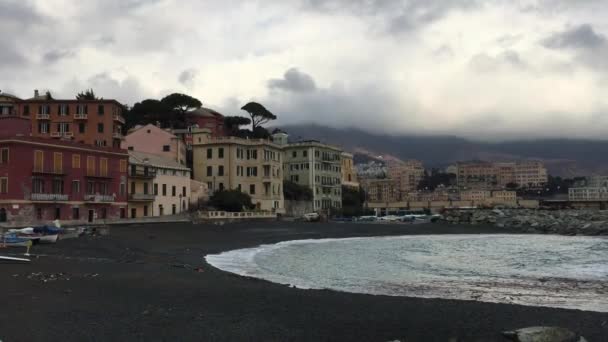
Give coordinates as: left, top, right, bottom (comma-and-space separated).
442, 208, 608, 236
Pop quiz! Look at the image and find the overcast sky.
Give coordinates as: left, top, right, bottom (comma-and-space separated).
2, 0, 608, 140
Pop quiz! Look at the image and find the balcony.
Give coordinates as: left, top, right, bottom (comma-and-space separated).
129, 169, 157, 179
74, 113, 88, 120
85, 172, 113, 179
32, 168, 65, 176
85, 194, 115, 203
50, 132, 73, 138
129, 193, 155, 202
30, 193, 68, 201
37, 114, 50, 120
112, 132, 122, 139
113, 114, 125, 124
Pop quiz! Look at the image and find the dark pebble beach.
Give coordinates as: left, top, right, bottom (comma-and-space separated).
1, 221, 607, 342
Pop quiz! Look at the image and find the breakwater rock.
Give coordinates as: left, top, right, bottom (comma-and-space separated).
441, 209, 608, 236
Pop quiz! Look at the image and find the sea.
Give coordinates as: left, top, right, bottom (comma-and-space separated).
206, 234, 608, 312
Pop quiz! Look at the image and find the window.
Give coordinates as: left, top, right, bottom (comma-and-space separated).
38, 105, 50, 115
237, 184, 242, 191
0, 148, 8, 164
143, 205, 148, 217
38, 122, 49, 134
207, 148, 212, 159
303, 151, 308, 157
143, 183, 149, 195
0, 177, 7, 194
36, 207, 43, 220
79, 123, 86, 133
218, 148, 224, 158
218, 165, 224, 176
172, 186, 176, 197
98, 105, 104, 115
250, 184, 256, 195
163, 145, 170, 152
72, 180, 80, 194
207, 166, 213, 177
219, 183, 224, 191
59, 104, 69, 116
120, 160, 127, 173
76, 105, 88, 115
99, 158, 108, 177
182, 186, 186, 197
162, 184, 167, 196
57, 122, 70, 134
90, 181, 97, 195
23, 105, 29, 116
120, 182, 126, 196
130, 181, 135, 194
34, 150, 44, 172
154, 183, 158, 195
52, 179, 64, 194
72, 207, 79, 220
87, 156, 95, 176
292, 151, 297, 158
172, 204, 176, 215
97, 123, 104, 133
72, 154, 80, 168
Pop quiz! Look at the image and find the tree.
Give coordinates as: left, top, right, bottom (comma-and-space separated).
161, 93, 202, 115
224, 116, 252, 135
76, 89, 100, 100
127, 99, 171, 128
45, 90, 53, 100
341, 186, 367, 217
241, 102, 277, 130
209, 189, 255, 212
160, 93, 203, 128
283, 180, 313, 201
505, 182, 519, 190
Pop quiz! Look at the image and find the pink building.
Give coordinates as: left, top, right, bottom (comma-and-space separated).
122, 124, 187, 165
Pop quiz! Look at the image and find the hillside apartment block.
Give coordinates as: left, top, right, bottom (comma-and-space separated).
192, 129, 285, 213
456, 161, 548, 190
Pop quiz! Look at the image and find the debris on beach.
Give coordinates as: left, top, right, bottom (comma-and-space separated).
23, 272, 100, 282
502, 326, 587, 342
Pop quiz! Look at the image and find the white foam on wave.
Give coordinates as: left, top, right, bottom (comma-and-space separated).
205, 234, 608, 312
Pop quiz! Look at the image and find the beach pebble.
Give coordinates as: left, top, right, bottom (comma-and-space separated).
502, 326, 587, 342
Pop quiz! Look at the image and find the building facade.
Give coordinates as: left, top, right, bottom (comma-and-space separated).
514, 161, 548, 188
361, 178, 399, 203
387, 160, 425, 193
569, 187, 608, 201
187, 107, 226, 137
282, 140, 343, 211
192, 129, 284, 213
0, 134, 128, 226
1, 90, 125, 148
128, 151, 191, 218
457, 160, 548, 190
456, 162, 499, 190
122, 124, 187, 165
341, 152, 359, 188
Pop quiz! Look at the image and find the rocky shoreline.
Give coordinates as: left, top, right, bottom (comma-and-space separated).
442, 209, 608, 236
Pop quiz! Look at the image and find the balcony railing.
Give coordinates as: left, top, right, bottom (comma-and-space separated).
36, 114, 50, 120
112, 132, 122, 139
113, 114, 125, 124
129, 169, 157, 179
74, 113, 88, 119
30, 193, 68, 201
32, 167, 65, 175
129, 193, 156, 201
85, 194, 115, 202
50, 132, 73, 138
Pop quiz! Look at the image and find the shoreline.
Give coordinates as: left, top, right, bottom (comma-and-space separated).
1, 222, 607, 341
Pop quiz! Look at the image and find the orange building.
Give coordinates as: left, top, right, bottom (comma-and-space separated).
0, 90, 125, 148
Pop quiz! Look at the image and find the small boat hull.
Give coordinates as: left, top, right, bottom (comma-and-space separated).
39, 234, 59, 244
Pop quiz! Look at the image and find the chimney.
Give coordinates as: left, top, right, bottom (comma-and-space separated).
34, 89, 39, 98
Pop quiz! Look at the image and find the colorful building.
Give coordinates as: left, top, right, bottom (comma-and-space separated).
0, 90, 125, 148
0, 133, 128, 226
123, 124, 187, 165
187, 107, 226, 137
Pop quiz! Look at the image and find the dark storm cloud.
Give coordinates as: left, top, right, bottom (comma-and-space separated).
178, 69, 198, 88
542, 24, 607, 50
268, 68, 317, 93
42, 50, 75, 64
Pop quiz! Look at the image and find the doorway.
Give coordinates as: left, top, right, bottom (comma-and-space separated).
88, 209, 94, 223
0, 208, 6, 222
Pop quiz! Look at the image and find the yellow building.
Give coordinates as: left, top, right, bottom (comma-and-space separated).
361, 178, 399, 203
341, 152, 359, 188
192, 129, 284, 213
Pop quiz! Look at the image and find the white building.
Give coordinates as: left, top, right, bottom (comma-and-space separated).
568, 187, 608, 201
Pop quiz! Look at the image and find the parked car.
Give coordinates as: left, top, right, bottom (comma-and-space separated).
357, 216, 378, 222
302, 212, 320, 222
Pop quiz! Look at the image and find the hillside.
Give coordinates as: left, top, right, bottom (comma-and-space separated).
277, 124, 608, 176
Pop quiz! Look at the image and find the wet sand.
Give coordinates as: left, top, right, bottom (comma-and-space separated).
1, 221, 607, 341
